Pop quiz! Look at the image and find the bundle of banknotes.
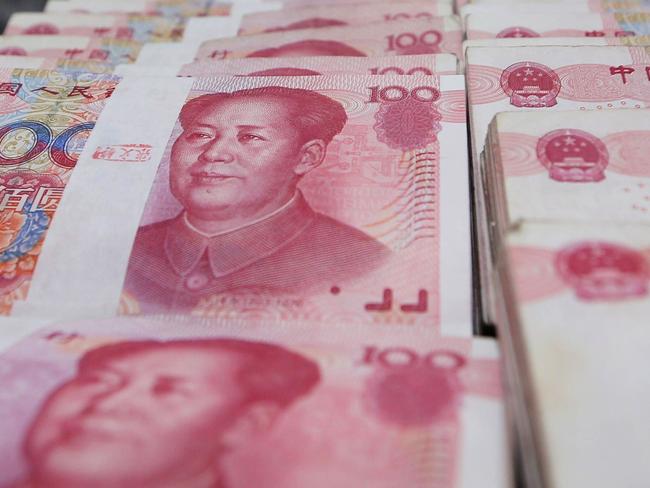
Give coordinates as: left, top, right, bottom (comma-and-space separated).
461, 1, 650, 488
0, 0, 648, 487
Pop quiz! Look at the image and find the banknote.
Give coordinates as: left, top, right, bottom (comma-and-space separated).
466, 44, 650, 325
176, 54, 459, 77
496, 221, 650, 488
144, 17, 462, 66
0, 69, 119, 315
135, 40, 204, 67
137, 18, 463, 68
195, 18, 463, 61
238, 1, 454, 35
0, 36, 142, 65
45, 0, 232, 18
468, 0, 650, 10
19, 74, 471, 334
5, 13, 183, 43
181, 2, 284, 43
0, 56, 114, 75
463, 36, 650, 51
461, 2, 594, 20
275, 0, 451, 7
466, 12, 650, 39
118, 54, 459, 77
484, 109, 650, 233
0, 315, 506, 488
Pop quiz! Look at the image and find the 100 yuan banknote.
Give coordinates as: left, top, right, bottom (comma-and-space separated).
0, 69, 119, 314
468, 0, 650, 10
20, 75, 471, 334
120, 54, 459, 77
5, 13, 183, 43
500, 222, 650, 488
486, 109, 650, 227
238, 1, 454, 35
275, 0, 451, 7
466, 12, 650, 39
195, 18, 463, 61
0, 36, 142, 65
0, 316, 505, 487
175, 54, 459, 77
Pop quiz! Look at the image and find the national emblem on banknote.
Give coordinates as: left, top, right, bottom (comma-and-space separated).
555, 241, 650, 300
536, 128, 609, 182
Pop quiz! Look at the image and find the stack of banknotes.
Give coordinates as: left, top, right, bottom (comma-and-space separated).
462, 1, 650, 488
0, 0, 647, 487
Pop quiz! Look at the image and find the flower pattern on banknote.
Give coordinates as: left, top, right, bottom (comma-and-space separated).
373, 96, 441, 151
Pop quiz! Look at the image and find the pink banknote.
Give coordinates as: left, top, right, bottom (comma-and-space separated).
5, 13, 183, 43
45, 0, 232, 18
24, 74, 471, 332
468, 48, 650, 109
0, 69, 119, 315
0, 316, 504, 487
178, 54, 458, 77
196, 18, 463, 61
275, 0, 451, 6
0, 36, 142, 65
466, 12, 649, 40
0, 56, 114, 74
238, 1, 453, 35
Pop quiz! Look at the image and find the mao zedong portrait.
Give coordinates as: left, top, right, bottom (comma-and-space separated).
124, 86, 389, 312
19, 339, 320, 488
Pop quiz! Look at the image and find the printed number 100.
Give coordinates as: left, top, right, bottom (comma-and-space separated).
367, 85, 441, 103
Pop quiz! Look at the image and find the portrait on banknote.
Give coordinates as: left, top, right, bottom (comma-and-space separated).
123, 86, 391, 313
0, 318, 503, 487
16, 337, 320, 488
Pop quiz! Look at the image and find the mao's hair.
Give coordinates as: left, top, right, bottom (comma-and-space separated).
179, 86, 348, 145
247, 39, 366, 58
79, 339, 321, 409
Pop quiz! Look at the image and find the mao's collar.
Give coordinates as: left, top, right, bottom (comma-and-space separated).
163, 192, 315, 278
